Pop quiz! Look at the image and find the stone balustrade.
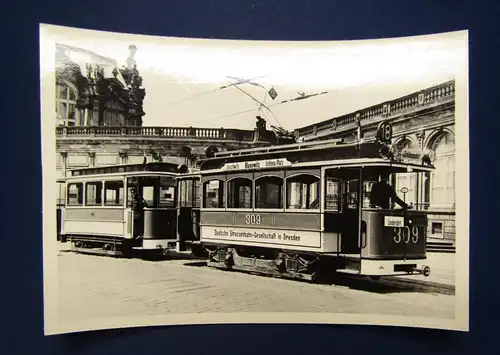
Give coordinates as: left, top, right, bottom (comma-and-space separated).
294, 80, 455, 139
56, 125, 257, 142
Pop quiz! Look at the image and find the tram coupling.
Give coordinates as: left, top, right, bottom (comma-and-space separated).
412, 265, 431, 277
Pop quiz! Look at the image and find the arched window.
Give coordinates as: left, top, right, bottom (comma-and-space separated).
286, 174, 320, 210
202, 179, 225, 208
255, 176, 284, 209
227, 177, 252, 209
394, 139, 417, 206
56, 83, 79, 126
429, 131, 455, 209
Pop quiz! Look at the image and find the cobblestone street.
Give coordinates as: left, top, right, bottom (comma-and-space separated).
57, 244, 456, 323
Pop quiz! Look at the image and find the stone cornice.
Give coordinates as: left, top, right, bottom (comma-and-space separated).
295, 80, 455, 140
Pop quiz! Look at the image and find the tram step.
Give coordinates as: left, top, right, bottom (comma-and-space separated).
336, 269, 360, 275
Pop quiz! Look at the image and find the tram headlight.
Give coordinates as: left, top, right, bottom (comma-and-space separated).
379, 143, 397, 159
379, 144, 391, 158
177, 164, 188, 174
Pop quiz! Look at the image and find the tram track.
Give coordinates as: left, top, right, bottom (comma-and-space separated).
181, 259, 455, 296
59, 244, 455, 296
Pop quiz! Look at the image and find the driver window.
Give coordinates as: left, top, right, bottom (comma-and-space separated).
324, 172, 341, 211
363, 180, 377, 208
346, 179, 358, 209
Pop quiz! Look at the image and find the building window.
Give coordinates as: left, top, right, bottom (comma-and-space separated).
429, 132, 455, 209
56, 83, 80, 126
227, 177, 252, 209
430, 221, 444, 238
255, 176, 283, 209
394, 139, 417, 206
103, 100, 124, 126
286, 174, 320, 210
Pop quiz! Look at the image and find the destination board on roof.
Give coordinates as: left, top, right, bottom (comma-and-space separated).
395, 148, 424, 163
222, 158, 292, 171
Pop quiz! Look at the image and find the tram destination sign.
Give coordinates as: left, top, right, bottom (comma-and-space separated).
201, 226, 321, 249
384, 216, 405, 228
222, 158, 293, 172
394, 148, 425, 164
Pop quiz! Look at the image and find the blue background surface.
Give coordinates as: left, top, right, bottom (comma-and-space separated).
1, 0, 498, 354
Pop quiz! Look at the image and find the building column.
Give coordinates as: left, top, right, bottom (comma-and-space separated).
119, 151, 128, 165
88, 152, 96, 167
416, 131, 426, 209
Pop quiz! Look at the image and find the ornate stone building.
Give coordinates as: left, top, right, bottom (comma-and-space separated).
54, 44, 271, 209
55, 43, 146, 127
293, 80, 456, 251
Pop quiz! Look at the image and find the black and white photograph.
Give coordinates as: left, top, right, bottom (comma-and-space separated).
40, 24, 469, 335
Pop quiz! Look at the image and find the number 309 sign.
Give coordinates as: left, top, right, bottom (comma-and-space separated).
393, 226, 419, 244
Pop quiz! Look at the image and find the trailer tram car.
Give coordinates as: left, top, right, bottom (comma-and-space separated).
183, 121, 436, 281
59, 162, 182, 257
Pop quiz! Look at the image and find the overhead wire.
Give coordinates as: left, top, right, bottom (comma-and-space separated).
185, 88, 334, 128
162, 75, 267, 107
227, 79, 282, 128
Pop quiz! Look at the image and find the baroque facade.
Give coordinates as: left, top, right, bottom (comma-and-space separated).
55, 43, 146, 127
54, 44, 270, 206
293, 80, 456, 248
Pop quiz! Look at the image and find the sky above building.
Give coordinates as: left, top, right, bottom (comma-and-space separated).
43, 25, 467, 131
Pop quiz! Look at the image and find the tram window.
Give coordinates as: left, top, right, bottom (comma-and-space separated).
346, 180, 358, 209
362, 180, 377, 208
159, 177, 176, 208
67, 183, 83, 206
286, 174, 320, 210
255, 176, 283, 209
324, 177, 340, 211
194, 179, 201, 208
57, 182, 66, 206
104, 181, 124, 206
179, 179, 200, 208
203, 179, 225, 208
179, 179, 194, 208
142, 186, 155, 206
85, 182, 103, 206
227, 178, 252, 209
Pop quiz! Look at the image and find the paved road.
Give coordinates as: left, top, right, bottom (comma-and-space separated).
57, 245, 455, 322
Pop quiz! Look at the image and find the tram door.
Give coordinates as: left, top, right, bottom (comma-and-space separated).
127, 177, 144, 239
323, 168, 361, 254
176, 177, 201, 251
342, 172, 362, 254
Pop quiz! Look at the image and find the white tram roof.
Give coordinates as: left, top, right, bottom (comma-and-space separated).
198, 139, 435, 175
60, 162, 180, 181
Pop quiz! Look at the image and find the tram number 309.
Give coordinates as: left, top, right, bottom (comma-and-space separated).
245, 214, 262, 225
393, 226, 419, 244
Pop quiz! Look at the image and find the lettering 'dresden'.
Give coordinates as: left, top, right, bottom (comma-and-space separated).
214, 229, 301, 242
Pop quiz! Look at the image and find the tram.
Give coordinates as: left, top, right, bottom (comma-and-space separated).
58, 161, 182, 257
180, 121, 436, 281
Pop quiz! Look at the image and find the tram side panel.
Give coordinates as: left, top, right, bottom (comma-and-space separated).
61, 207, 129, 243
200, 210, 330, 253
